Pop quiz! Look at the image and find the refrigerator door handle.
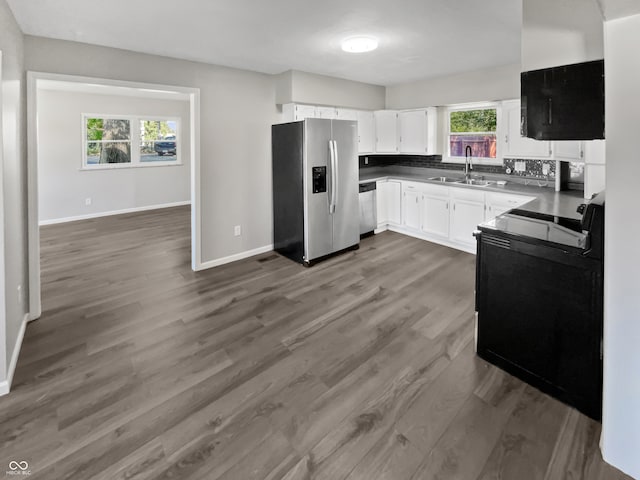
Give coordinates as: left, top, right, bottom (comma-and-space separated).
328, 140, 337, 214
332, 140, 339, 212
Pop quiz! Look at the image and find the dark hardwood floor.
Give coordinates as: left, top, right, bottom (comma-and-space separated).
0, 205, 631, 480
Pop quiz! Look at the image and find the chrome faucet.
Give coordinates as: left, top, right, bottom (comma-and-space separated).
464, 145, 473, 180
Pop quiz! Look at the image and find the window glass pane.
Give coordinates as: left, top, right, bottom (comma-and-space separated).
86, 118, 131, 142
140, 120, 177, 141
449, 134, 497, 158
450, 109, 496, 133
86, 118, 104, 141
86, 142, 132, 164
140, 119, 178, 162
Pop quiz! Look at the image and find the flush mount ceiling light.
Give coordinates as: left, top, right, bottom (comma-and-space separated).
341, 36, 379, 53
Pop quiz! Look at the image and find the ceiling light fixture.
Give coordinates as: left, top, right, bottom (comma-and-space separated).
341, 36, 379, 53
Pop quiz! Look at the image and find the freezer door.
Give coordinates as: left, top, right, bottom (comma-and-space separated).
304, 119, 334, 262
331, 120, 360, 251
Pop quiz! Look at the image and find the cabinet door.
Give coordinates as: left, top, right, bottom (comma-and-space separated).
399, 110, 427, 154
387, 181, 402, 225
504, 101, 552, 158
316, 107, 337, 119
294, 104, 317, 121
356, 111, 375, 154
336, 108, 358, 121
421, 194, 450, 238
554, 141, 584, 162
374, 111, 399, 153
376, 181, 388, 226
450, 200, 485, 248
402, 189, 421, 230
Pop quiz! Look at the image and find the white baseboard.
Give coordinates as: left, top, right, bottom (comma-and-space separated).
39, 201, 191, 226
0, 313, 29, 396
196, 244, 274, 271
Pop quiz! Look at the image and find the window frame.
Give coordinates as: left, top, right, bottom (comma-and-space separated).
81, 113, 182, 170
444, 102, 502, 166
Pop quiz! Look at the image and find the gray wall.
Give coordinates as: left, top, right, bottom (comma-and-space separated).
25, 35, 280, 264
37, 89, 190, 223
601, 13, 640, 480
276, 69, 385, 110
385, 63, 520, 109
522, 0, 604, 71
0, 0, 28, 381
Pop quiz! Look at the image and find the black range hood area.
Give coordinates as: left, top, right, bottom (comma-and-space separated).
521, 59, 605, 141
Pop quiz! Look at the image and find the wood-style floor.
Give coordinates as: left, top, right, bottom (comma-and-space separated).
0, 205, 631, 480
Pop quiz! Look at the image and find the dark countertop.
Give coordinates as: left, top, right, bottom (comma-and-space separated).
359, 166, 586, 220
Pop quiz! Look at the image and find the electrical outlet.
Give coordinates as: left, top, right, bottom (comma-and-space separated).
364, 157, 369, 165
85, 198, 92, 206
542, 164, 550, 175
234, 225, 241, 237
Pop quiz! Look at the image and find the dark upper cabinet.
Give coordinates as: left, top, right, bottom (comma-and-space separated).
521, 59, 605, 141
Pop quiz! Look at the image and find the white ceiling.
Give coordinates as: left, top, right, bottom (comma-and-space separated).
7, 0, 521, 86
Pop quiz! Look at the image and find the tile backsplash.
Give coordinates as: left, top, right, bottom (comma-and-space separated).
359, 154, 571, 182
503, 158, 556, 179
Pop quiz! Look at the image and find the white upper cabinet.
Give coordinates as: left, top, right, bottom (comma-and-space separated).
374, 110, 399, 153
503, 100, 552, 158
399, 108, 437, 155
281, 103, 317, 122
336, 108, 358, 121
316, 106, 338, 119
554, 141, 584, 162
356, 111, 375, 154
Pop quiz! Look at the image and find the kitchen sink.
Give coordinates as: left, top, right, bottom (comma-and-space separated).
428, 176, 461, 183
454, 179, 496, 187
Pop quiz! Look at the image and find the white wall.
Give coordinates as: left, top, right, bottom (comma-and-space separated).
0, 0, 28, 390
37, 89, 190, 223
601, 13, 640, 480
25, 35, 280, 265
522, 0, 604, 71
275, 70, 385, 110
385, 63, 521, 110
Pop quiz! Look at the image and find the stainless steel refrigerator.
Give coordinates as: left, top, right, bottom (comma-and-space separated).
272, 118, 359, 266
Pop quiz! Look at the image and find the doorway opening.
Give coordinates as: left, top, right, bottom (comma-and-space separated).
27, 72, 202, 321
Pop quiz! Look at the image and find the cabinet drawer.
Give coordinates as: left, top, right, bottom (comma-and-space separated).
421, 183, 450, 198
450, 187, 485, 204
402, 181, 423, 192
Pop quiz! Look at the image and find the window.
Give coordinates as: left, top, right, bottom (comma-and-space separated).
83, 115, 180, 169
447, 106, 497, 160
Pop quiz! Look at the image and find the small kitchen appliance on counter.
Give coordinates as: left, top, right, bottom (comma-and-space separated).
475, 191, 605, 420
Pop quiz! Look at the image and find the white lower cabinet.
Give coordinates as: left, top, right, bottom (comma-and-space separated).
420, 185, 450, 238
376, 180, 401, 229
374, 180, 537, 254
402, 183, 422, 230
449, 189, 486, 250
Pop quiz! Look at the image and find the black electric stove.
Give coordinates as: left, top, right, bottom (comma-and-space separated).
475, 192, 605, 420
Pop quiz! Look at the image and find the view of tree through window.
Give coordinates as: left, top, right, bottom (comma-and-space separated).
86, 118, 132, 164
449, 108, 497, 158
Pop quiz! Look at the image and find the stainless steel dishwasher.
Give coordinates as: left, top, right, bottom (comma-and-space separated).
359, 182, 377, 237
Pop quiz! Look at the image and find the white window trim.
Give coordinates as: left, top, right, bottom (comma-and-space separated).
444, 102, 503, 166
81, 113, 183, 170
